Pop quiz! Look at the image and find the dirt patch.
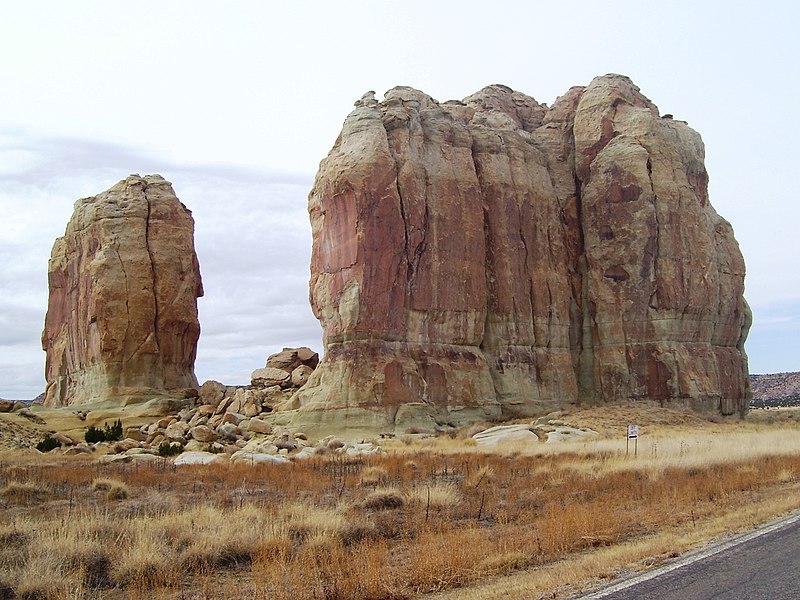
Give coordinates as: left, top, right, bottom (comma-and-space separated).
562, 404, 722, 436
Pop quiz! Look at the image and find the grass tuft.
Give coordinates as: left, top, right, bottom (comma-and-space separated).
1, 482, 45, 505
363, 488, 405, 510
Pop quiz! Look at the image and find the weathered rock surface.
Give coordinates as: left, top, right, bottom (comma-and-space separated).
42, 175, 203, 407
293, 74, 751, 431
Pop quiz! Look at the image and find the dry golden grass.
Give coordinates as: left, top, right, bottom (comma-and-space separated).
359, 464, 390, 486
0, 409, 797, 599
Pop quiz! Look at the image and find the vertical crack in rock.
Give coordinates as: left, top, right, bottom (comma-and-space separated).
471, 130, 501, 407
112, 246, 133, 361
393, 173, 411, 291
142, 182, 161, 356
573, 170, 596, 405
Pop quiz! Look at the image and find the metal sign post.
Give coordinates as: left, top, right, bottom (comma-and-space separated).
627, 424, 639, 456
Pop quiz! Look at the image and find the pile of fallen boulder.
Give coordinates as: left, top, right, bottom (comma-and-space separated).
45, 348, 383, 464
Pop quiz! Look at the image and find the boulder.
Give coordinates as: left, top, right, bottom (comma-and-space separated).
164, 421, 190, 440
0, 400, 14, 413
247, 418, 273, 435
265, 347, 320, 373
199, 380, 226, 406
291, 365, 314, 387
223, 412, 246, 426
251, 367, 291, 388
217, 422, 241, 440
174, 451, 224, 466
472, 425, 539, 446
292, 75, 751, 431
230, 450, 290, 465
42, 175, 203, 407
111, 438, 141, 453
189, 425, 217, 443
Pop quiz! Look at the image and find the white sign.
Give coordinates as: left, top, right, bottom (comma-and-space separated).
627, 424, 639, 439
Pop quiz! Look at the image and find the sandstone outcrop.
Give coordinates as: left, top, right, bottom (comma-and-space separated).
293, 74, 751, 432
42, 175, 203, 407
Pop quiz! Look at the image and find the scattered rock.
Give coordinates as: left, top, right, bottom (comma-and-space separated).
544, 426, 599, 443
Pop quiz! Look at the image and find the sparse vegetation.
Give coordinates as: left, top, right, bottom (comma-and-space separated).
0, 408, 798, 599
158, 441, 184, 456
84, 419, 123, 444
35, 434, 61, 453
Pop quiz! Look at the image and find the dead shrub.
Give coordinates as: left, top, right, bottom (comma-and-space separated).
92, 477, 129, 500
1, 482, 45, 505
0, 578, 14, 600
339, 521, 382, 547
60, 540, 112, 588
180, 537, 257, 572
363, 488, 405, 511
0, 526, 30, 574
14, 575, 65, 600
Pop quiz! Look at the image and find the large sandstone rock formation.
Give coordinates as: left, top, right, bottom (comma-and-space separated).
293, 75, 751, 432
42, 175, 203, 407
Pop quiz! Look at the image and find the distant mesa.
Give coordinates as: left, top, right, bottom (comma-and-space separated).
750, 372, 800, 408
42, 174, 203, 408
291, 74, 751, 434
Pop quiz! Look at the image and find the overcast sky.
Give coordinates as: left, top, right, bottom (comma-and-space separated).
1, 1, 797, 399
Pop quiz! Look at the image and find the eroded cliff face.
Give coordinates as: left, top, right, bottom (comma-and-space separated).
293, 75, 751, 433
42, 175, 203, 407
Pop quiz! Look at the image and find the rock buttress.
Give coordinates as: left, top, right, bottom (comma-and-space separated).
42, 175, 203, 407
293, 75, 751, 433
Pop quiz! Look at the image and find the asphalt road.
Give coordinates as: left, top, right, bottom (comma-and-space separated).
576, 512, 800, 600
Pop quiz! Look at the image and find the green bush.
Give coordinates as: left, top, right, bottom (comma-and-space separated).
85, 425, 105, 444
158, 441, 184, 457
103, 419, 123, 441
85, 419, 124, 444
36, 435, 62, 453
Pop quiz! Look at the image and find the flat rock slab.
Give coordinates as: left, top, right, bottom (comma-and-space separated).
545, 425, 599, 443
230, 450, 290, 465
473, 424, 540, 446
173, 451, 224, 466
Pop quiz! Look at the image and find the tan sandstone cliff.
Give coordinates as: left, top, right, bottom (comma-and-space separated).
292, 75, 751, 433
42, 175, 203, 408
